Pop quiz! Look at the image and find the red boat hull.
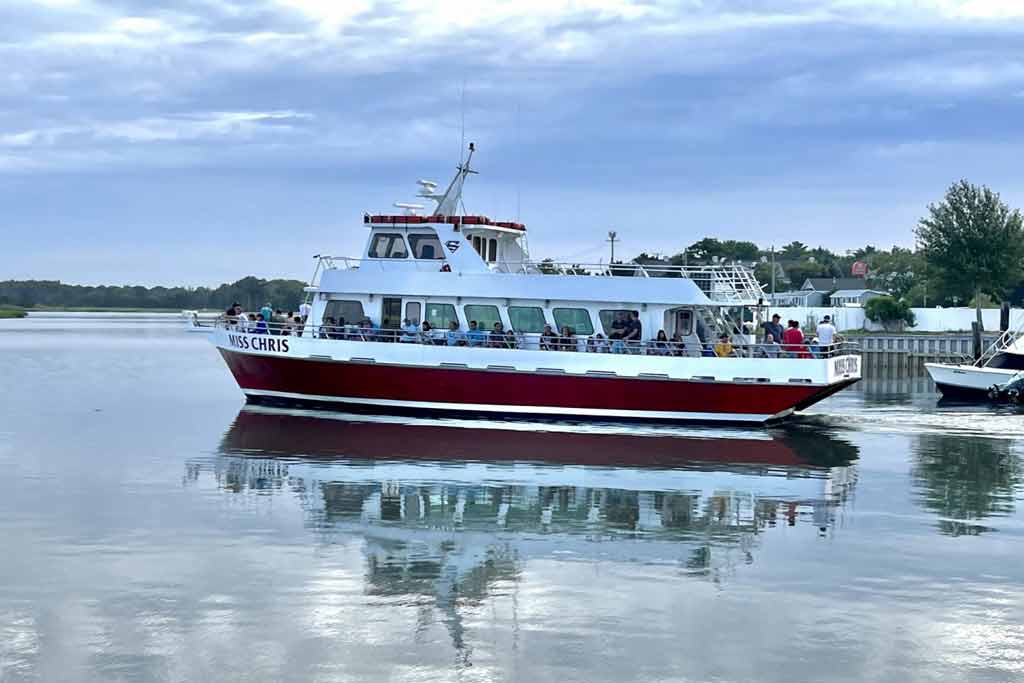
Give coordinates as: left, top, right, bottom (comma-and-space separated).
219, 349, 857, 424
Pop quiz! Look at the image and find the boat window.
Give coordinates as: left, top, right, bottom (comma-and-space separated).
487, 238, 498, 262
599, 309, 639, 335
425, 303, 458, 329
464, 304, 502, 330
674, 309, 693, 336
324, 300, 365, 323
368, 233, 408, 259
472, 235, 483, 256
405, 301, 421, 324
553, 308, 594, 335
408, 233, 445, 260
508, 306, 546, 333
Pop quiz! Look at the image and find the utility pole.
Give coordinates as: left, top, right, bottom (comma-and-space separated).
770, 245, 776, 302
607, 231, 618, 264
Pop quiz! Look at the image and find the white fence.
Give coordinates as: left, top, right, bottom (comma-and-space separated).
766, 306, 1024, 333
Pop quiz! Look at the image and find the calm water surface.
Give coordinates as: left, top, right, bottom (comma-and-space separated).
2, 314, 1023, 682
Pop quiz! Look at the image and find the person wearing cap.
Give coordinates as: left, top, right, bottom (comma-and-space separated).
762, 313, 784, 347
816, 315, 838, 350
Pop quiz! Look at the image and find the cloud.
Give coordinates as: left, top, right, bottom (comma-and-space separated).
3, 0, 1024, 282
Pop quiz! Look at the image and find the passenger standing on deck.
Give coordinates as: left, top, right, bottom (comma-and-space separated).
299, 301, 311, 322
782, 320, 805, 357
816, 315, 838, 352
624, 311, 643, 354
272, 309, 287, 334
260, 302, 273, 329
610, 311, 628, 353
254, 313, 269, 334
762, 314, 784, 345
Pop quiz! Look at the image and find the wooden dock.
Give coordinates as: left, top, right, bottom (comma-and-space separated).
856, 333, 997, 372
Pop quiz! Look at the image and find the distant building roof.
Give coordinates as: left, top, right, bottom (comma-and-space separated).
830, 289, 886, 297
801, 277, 867, 291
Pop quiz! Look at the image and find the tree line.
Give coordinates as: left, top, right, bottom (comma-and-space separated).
4, 182, 1021, 321
0, 276, 308, 312
625, 180, 1024, 316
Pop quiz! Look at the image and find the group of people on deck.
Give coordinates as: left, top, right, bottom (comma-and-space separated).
222, 302, 840, 358
753, 312, 839, 358
223, 301, 311, 335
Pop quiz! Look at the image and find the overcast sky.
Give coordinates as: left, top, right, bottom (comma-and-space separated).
4, 0, 1024, 286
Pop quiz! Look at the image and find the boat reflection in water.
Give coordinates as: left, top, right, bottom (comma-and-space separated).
190, 407, 859, 661
200, 405, 857, 553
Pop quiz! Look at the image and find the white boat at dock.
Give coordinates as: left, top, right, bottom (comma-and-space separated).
925, 323, 1024, 400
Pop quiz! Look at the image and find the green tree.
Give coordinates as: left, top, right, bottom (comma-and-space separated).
780, 241, 809, 260
916, 180, 1024, 329
865, 295, 916, 331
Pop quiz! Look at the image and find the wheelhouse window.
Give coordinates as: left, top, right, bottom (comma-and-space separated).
425, 303, 458, 329
599, 309, 638, 335
470, 235, 498, 262
553, 308, 594, 335
368, 233, 408, 259
464, 304, 501, 330
408, 232, 445, 260
507, 306, 546, 333
324, 300, 365, 323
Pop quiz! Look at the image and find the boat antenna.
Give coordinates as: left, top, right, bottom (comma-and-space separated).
419, 142, 478, 216
515, 100, 522, 222
459, 77, 467, 167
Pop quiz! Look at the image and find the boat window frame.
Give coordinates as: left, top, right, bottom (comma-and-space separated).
405, 301, 421, 324
507, 306, 547, 333
323, 299, 366, 324
598, 309, 639, 336
367, 232, 409, 259
425, 302, 459, 330
408, 231, 446, 260
464, 304, 503, 331
553, 307, 594, 335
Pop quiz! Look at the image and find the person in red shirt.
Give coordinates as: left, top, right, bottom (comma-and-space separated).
782, 320, 806, 357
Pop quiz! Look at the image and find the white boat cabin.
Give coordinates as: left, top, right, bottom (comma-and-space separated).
305, 144, 764, 351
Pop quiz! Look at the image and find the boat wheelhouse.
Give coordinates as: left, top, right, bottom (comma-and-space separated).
210, 145, 861, 423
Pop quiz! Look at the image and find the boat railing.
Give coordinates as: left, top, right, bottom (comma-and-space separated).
514, 261, 766, 304
308, 256, 766, 305
211, 318, 860, 359
977, 326, 1024, 367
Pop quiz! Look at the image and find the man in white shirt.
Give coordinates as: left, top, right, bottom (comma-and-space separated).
816, 315, 838, 349
299, 301, 312, 321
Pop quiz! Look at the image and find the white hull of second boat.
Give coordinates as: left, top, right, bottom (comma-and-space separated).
925, 362, 1017, 399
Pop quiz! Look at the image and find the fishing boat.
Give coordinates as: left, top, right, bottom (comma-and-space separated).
208, 144, 862, 424
926, 324, 1024, 400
